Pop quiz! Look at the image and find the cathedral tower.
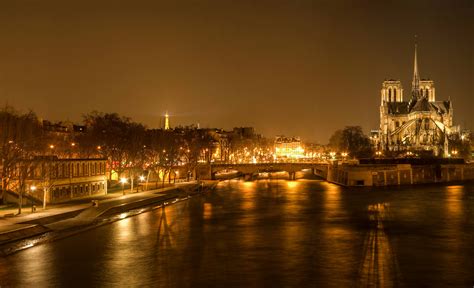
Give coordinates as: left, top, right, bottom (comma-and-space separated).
381, 80, 403, 103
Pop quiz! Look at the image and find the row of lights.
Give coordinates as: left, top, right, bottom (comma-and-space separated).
48, 143, 101, 150
119, 175, 147, 195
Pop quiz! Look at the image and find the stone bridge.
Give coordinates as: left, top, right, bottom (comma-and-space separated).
196, 163, 328, 180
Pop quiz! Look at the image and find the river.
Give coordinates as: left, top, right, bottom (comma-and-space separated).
1, 179, 473, 287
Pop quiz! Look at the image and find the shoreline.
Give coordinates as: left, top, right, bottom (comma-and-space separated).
0, 181, 217, 256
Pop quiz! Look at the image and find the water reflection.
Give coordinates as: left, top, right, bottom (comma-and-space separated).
445, 185, 463, 220
1, 181, 473, 287
358, 203, 400, 288
319, 182, 357, 287
157, 207, 175, 248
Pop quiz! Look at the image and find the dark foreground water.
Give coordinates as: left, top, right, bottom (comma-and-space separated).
1, 180, 473, 287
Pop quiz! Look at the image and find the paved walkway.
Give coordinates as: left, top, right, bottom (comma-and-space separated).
47, 186, 183, 230
0, 182, 200, 240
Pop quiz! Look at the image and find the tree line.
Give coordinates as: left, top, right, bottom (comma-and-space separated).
0, 107, 217, 207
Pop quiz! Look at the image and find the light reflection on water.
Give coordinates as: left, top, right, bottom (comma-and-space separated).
357, 203, 400, 288
0, 180, 473, 287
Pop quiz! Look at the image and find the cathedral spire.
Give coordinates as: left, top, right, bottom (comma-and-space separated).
411, 36, 421, 98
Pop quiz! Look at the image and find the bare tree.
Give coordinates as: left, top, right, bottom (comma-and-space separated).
181, 129, 214, 180
0, 107, 43, 205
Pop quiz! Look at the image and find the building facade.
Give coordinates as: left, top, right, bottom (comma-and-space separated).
376, 43, 459, 157
274, 136, 304, 160
10, 157, 107, 204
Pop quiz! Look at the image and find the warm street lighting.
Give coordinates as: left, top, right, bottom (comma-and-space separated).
120, 178, 128, 195
138, 175, 146, 192
97, 146, 101, 150
30, 185, 37, 191
71, 142, 76, 147
49, 144, 55, 149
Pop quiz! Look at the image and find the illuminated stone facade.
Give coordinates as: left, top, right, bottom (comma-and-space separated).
274, 136, 304, 160
377, 44, 458, 156
11, 157, 107, 204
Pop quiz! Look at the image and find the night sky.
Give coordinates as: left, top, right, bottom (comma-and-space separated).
0, 0, 472, 143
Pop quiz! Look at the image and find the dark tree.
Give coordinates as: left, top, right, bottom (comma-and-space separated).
328, 126, 372, 159
81, 112, 146, 189
0, 106, 44, 205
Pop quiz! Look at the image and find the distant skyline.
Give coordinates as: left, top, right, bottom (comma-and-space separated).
0, 0, 472, 143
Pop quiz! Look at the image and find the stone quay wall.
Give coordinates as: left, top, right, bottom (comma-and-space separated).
328, 163, 474, 187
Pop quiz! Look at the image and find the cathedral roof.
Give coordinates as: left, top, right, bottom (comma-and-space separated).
411, 97, 432, 112
431, 101, 451, 114
387, 102, 409, 115
409, 98, 451, 114
387, 99, 451, 116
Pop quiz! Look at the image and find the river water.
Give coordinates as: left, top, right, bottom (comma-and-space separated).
1, 180, 473, 287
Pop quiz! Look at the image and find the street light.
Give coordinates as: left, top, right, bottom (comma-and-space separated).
341, 152, 348, 160
120, 178, 128, 195
30, 186, 37, 212
138, 175, 146, 192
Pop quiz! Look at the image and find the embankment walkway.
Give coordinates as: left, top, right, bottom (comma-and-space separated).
0, 181, 215, 251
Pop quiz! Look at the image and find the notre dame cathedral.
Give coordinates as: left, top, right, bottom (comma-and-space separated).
375, 42, 460, 157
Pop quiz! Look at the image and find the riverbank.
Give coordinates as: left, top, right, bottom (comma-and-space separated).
0, 181, 217, 256
327, 162, 474, 186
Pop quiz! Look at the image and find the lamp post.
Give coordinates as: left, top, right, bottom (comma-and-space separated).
120, 178, 127, 195
452, 150, 458, 157
30, 185, 37, 212
341, 152, 348, 161
139, 175, 145, 192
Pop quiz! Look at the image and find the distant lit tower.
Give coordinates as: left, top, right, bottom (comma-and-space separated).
164, 112, 170, 130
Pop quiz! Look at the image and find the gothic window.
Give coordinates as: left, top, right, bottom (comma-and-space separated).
424, 119, 430, 130
393, 89, 397, 101
388, 88, 392, 102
